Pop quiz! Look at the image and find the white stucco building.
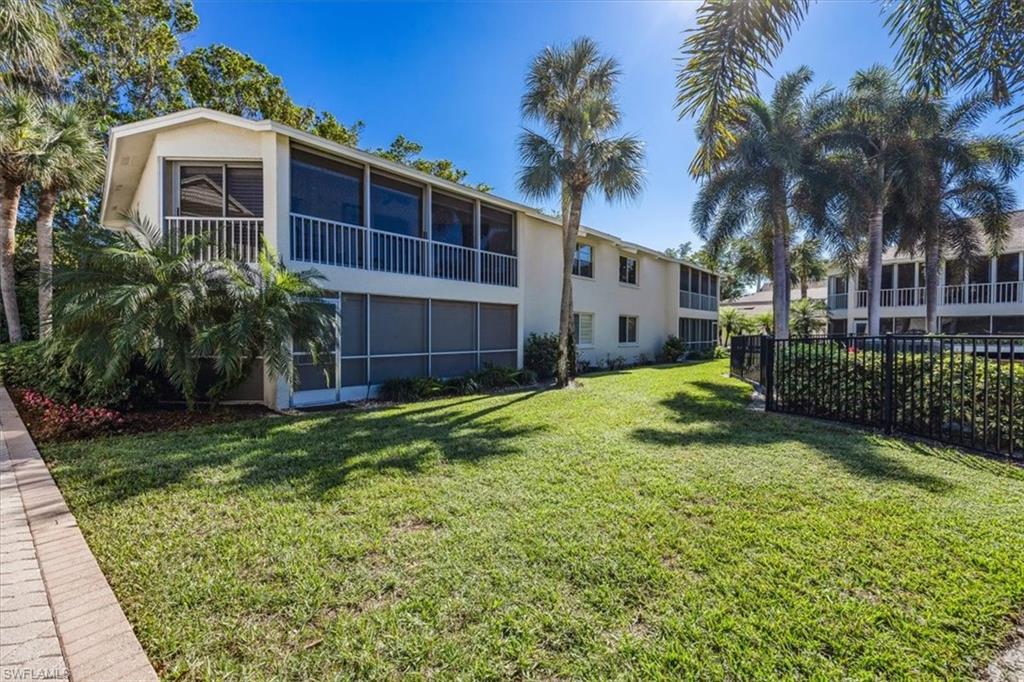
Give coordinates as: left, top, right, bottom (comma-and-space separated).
99, 109, 720, 408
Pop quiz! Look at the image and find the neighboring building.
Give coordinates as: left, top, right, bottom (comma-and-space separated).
825, 211, 1024, 335
99, 109, 721, 408
726, 281, 827, 317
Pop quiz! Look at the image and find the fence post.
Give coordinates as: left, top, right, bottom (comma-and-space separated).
762, 335, 775, 411
882, 332, 894, 434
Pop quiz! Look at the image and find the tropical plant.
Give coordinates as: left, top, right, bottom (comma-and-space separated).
0, 89, 45, 343
675, 0, 1023, 177
0, 0, 62, 93
789, 238, 826, 299
692, 67, 824, 339
718, 307, 752, 344
33, 101, 104, 338
789, 298, 826, 337
889, 95, 1021, 332
815, 66, 933, 336
754, 312, 774, 335
517, 37, 645, 387
51, 213, 335, 407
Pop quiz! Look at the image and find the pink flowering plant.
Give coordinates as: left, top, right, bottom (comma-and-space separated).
19, 390, 125, 440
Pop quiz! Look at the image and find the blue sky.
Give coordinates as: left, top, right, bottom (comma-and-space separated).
187, 1, 1018, 253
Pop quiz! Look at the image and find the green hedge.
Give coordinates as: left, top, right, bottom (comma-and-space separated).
775, 341, 1023, 455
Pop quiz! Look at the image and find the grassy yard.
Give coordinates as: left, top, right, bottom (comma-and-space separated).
41, 360, 1024, 679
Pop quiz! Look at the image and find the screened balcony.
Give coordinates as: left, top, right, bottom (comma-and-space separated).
163, 162, 264, 262
288, 148, 518, 287
679, 264, 718, 311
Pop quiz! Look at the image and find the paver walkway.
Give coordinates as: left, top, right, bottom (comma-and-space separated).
1, 432, 68, 680
0, 388, 157, 681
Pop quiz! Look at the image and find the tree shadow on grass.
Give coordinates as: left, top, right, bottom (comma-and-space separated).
631, 380, 957, 493
58, 389, 548, 505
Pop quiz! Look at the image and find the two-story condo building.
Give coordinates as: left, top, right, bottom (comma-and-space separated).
825, 211, 1024, 336
99, 109, 720, 408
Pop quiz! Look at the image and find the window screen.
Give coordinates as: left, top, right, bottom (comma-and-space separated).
370, 296, 427, 355
226, 167, 263, 217
480, 205, 514, 254
480, 303, 516, 350
432, 192, 474, 247
370, 173, 422, 237
290, 150, 363, 225
179, 166, 224, 216
431, 300, 476, 352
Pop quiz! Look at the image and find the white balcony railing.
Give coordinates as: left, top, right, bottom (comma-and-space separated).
289, 213, 518, 287
850, 282, 1023, 309
165, 216, 264, 262
827, 293, 848, 310
679, 290, 718, 311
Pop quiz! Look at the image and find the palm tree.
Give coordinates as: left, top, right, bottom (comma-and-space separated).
675, 0, 1022, 176
34, 101, 105, 338
789, 297, 826, 337
889, 95, 1022, 332
718, 307, 751, 345
820, 66, 931, 336
517, 37, 645, 387
789, 238, 826, 299
0, 0, 63, 94
52, 213, 335, 407
754, 312, 773, 335
0, 89, 44, 343
692, 67, 823, 339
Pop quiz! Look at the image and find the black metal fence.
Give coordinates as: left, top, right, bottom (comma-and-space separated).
731, 334, 1023, 459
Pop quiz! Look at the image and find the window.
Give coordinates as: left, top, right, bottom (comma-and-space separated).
618, 315, 637, 344
480, 205, 515, 254
573, 312, 594, 346
290, 150, 361, 224
619, 256, 637, 285
573, 244, 593, 278
678, 317, 716, 349
431, 192, 474, 247
178, 164, 263, 218
996, 253, 1020, 282
370, 173, 422, 237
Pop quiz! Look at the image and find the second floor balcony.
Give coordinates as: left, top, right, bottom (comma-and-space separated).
828, 281, 1023, 311
289, 213, 518, 287
679, 290, 718, 311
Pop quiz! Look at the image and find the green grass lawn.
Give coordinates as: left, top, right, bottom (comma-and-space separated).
42, 360, 1024, 679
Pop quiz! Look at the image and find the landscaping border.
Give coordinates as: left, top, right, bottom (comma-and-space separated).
0, 388, 157, 681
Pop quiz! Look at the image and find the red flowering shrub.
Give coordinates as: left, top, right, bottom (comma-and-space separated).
19, 390, 125, 441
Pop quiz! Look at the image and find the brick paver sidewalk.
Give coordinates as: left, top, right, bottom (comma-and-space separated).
0, 388, 157, 681
1, 433, 68, 680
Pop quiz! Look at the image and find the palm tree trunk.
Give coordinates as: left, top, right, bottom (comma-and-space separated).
771, 198, 790, 339
924, 235, 940, 334
0, 180, 23, 343
36, 188, 58, 339
800, 278, 808, 299
556, 192, 583, 387
866, 200, 884, 336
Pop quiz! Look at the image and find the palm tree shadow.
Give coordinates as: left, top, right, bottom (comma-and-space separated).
631, 380, 956, 493
61, 389, 548, 504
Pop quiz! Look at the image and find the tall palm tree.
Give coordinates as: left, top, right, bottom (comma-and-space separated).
675, 0, 1022, 177
517, 37, 645, 387
889, 95, 1022, 332
0, 0, 63, 94
692, 67, 823, 339
0, 89, 44, 343
34, 101, 105, 338
820, 66, 931, 336
53, 213, 335, 408
789, 238, 826, 299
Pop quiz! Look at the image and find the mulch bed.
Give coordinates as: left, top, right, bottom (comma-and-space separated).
8, 387, 271, 444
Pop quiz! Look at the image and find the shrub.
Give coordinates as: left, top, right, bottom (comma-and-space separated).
18, 390, 125, 441
576, 358, 593, 374
660, 335, 686, 362
378, 366, 537, 403
524, 333, 559, 380
0, 341, 159, 410
636, 352, 653, 366
605, 355, 627, 371
378, 377, 445, 402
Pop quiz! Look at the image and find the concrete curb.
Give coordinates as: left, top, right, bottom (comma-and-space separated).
0, 388, 157, 681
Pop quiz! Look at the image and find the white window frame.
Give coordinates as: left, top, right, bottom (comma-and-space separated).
618, 315, 638, 345
618, 254, 638, 287
573, 312, 594, 348
572, 243, 594, 279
